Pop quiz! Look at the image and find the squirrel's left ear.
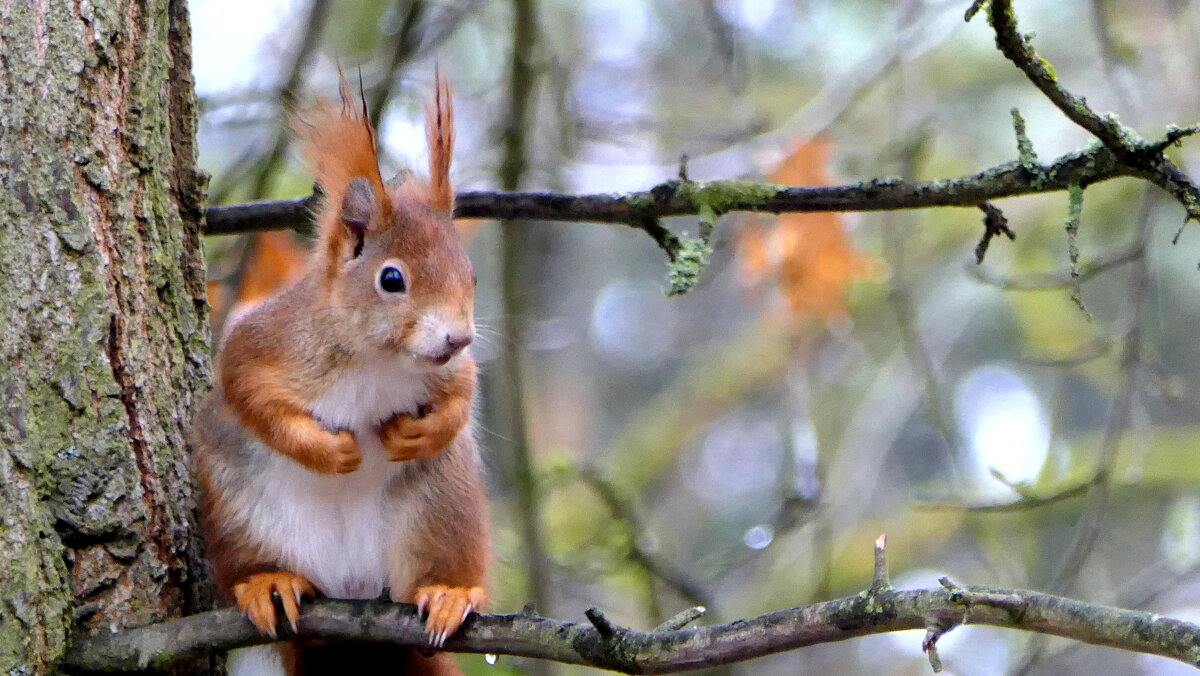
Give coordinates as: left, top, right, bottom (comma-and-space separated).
425, 68, 454, 215
340, 177, 374, 258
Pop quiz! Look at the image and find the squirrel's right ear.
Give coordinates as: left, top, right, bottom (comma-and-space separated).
425, 69, 454, 215
341, 177, 374, 258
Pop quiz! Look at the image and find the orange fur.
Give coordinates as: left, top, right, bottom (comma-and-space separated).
234, 571, 316, 637
380, 359, 475, 462
220, 354, 362, 475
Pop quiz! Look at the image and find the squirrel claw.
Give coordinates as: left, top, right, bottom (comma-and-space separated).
233, 571, 315, 636
413, 584, 485, 646
380, 410, 453, 462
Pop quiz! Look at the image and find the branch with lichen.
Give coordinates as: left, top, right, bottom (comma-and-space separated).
207, 140, 1150, 293
60, 538, 1200, 674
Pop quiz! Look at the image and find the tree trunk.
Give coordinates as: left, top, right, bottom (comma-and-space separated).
0, 1, 209, 672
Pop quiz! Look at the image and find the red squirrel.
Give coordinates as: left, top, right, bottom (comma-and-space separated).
192, 72, 490, 675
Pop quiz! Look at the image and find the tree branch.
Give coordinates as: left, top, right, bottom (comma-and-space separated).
205, 140, 1140, 237
62, 544, 1200, 674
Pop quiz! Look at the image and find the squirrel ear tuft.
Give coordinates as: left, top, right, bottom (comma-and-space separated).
425, 67, 454, 214
293, 70, 389, 275
340, 177, 374, 258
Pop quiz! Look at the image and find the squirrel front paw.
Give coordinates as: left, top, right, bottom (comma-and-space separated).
291, 419, 361, 474
379, 407, 456, 462
413, 585, 486, 647
232, 571, 316, 637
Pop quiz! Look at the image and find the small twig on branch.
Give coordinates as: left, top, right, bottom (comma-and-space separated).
61, 539, 1200, 674
869, 533, 891, 595
922, 618, 954, 673
584, 607, 623, 639
654, 607, 707, 633
974, 202, 1015, 264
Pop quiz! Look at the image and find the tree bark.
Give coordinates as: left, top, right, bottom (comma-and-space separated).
0, 1, 209, 672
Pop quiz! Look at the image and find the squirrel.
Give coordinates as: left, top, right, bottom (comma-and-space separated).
192, 71, 490, 676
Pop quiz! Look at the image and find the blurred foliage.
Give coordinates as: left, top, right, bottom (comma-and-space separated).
192, 0, 1200, 673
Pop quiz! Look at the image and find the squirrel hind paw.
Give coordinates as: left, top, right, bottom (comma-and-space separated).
414, 585, 486, 647
232, 571, 316, 636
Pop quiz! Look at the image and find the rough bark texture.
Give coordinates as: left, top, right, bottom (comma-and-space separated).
0, 1, 209, 672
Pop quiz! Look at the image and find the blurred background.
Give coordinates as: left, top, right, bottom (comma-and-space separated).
190, 1, 1200, 673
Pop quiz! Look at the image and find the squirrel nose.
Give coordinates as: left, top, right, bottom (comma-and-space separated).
444, 333, 473, 353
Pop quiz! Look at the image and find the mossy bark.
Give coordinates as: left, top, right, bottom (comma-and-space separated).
0, 1, 209, 673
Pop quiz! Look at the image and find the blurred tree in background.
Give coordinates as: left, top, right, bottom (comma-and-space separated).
191, 1, 1200, 674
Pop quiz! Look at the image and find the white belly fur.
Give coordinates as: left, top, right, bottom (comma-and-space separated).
234, 355, 430, 600
227, 645, 285, 676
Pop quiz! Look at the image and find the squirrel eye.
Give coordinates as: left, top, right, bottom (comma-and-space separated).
379, 266, 407, 293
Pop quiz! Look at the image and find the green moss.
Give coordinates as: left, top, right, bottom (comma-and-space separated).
667, 236, 711, 295
1010, 108, 1038, 169
678, 179, 784, 227
620, 191, 655, 211
1009, 108, 1054, 192
625, 179, 783, 295
1037, 56, 1057, 80
1063, 183, 1090, 318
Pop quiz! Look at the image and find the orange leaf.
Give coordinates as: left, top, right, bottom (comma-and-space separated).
739, 138, 879, 320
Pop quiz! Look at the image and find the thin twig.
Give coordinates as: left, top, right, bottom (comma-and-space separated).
207, 0, 332, 204
916, 475, 1097, 513
577, 468, 711, 610
654, 607, 707, 633
974, 202, 1016, 264
1047, 190, 1155, 596
969, 243, 1143, 291
883, 128, 965, 472
870, 534, 891, 594
367, 0, 427, 127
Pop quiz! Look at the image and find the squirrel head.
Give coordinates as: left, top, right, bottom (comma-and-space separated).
294, 70, 474, 371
